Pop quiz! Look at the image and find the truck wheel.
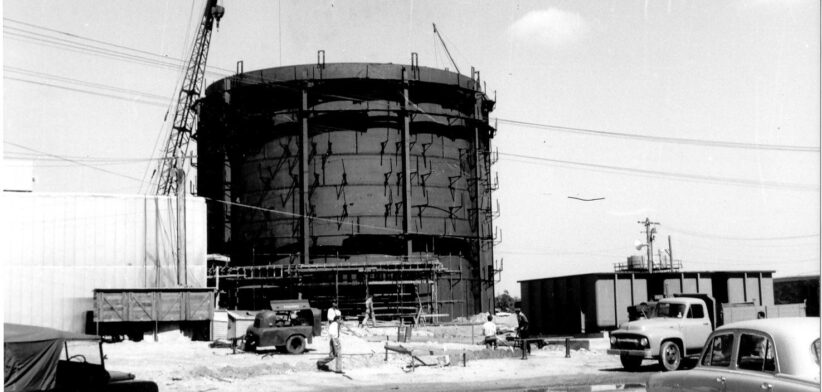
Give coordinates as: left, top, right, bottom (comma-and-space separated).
285, 335, 306, 354
659, 341, 682, 371
620, 354, 643, 371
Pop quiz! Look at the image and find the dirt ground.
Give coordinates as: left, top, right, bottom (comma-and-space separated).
104, 322, 627, 392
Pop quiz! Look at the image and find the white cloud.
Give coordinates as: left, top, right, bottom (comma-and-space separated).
509, 8, 591, 47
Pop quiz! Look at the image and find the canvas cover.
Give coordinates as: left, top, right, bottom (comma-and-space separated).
4, 323, 98, 391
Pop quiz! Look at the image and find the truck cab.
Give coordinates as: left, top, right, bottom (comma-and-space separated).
607, 295, 717, 371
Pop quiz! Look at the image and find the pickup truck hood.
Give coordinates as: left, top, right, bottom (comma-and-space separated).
619, 318, 678, 332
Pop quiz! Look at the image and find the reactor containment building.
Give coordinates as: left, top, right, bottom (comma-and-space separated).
198, 60, 497, 321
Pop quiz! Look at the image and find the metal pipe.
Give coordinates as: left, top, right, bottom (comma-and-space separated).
300, 85, 310, 265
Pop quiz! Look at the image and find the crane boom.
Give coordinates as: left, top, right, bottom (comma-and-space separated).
432, 23, 460, 75
154, 0, 225, 195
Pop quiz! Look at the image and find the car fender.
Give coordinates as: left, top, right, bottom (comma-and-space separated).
641, 329, 685, 355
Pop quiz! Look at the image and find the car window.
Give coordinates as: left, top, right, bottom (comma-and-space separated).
64, 341, 102, 366
688, 305, 704, 319
658, 303, 686, 318
737, 333, 775, 372
702, 333, 733, 367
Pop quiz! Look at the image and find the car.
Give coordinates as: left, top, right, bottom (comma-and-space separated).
647, 317, 820, 392
4, 323, 158, 392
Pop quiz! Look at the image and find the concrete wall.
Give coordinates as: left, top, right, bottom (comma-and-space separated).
2, 192, 207, 333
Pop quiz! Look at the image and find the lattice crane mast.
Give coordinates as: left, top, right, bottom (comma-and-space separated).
154, 0, 225, 195
432, 23, 460, 75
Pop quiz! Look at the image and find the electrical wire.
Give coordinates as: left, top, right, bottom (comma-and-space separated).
495, 118, 819, 153
4, 141, 159, 186
5, 77, 169, 108
498, 152, 818, 192
5, 66, 169, 101
202, 196, 407, 234
665, 225, 819, 241
3, 18, 234, 75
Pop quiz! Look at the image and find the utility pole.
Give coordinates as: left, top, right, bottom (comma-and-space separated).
637, 217, 660, 273
667, 235, 673, 269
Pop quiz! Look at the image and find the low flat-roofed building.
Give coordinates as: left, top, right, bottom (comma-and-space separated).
519, 270, 777, 336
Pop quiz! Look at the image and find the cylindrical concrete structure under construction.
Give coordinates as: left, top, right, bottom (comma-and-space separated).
198, 62, 496, 319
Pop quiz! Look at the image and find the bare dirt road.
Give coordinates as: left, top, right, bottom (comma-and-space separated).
103, 327, 664, 391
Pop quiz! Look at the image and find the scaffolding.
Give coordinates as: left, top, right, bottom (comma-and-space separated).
208, 254, 459, 322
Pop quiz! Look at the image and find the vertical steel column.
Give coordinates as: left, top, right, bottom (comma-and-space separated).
401, 69, 412, 256
613, 274, 619, 327
472, 87, 485, 312
300, 84, 311, 264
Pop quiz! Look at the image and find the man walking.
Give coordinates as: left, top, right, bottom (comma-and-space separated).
515, 308, 530, 359
482, 314, 497, 349
317, 315, 343, 373
359, 293, 376, 328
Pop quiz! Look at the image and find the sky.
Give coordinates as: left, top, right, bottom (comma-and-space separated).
3, 0, 820, 297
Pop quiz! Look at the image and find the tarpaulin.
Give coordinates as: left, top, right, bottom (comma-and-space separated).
4, 323, 98, 392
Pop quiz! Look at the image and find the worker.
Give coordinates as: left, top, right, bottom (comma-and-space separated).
482, 314, 497, 350
327, 302, 342, 325
515, 308, 530, 359
316, 315, 343, 373
364, 293, 375, 327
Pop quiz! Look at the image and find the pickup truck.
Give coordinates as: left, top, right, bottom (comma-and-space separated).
607, 294, 719, 371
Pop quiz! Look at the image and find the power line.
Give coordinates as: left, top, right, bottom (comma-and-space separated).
4, 141, 157, 186
203, 196, 408, 234
495, 118, 820, 153
498, 152, 819, 192
5, 66, 169, 101
3, 18, 234, 75
4, 77, 168, 108
666, 226, 819, 241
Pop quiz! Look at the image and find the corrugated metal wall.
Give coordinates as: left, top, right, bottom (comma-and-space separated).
2, 193, 207, 332
521, 271, 775, 335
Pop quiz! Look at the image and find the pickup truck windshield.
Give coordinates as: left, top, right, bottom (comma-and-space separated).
657, 303, 687, 318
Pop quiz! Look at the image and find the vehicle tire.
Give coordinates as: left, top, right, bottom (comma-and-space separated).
127, 330, 144, 342
285, 335, 306, 354
620, 354, 643, 371
659, 341, 682, 371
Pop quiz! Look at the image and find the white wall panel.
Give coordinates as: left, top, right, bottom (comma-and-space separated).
2, 193, 208, 332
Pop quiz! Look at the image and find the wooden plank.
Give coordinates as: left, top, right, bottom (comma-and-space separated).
128, 292, 155, 321
186, 291, 213, 321
98, 292, 127, 322
157, 291, 184, 321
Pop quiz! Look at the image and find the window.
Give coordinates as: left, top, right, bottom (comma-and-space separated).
702, 334, 733, 367
658, 303, 687, 318
813, 339, 820, 365
737, 333, 775, 372
689, 305, 704, 318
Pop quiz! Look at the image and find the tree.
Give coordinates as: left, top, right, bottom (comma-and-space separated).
495, 290, 518, 312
